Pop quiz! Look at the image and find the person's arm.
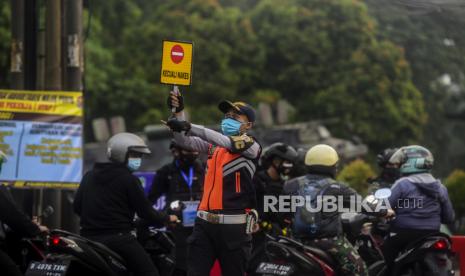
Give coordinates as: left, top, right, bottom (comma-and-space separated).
171, 111, 260, 159
388, 179, 404, 210
73, 172, 90, 216
188, 124, 260, 159
0, 187, 40, 237
439, 184, 455, 224
126, 175, 170, 226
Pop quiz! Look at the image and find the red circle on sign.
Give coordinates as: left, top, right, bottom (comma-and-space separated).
170, 45, 184, 64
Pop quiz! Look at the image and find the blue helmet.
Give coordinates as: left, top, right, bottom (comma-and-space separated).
389, 145, 434, 175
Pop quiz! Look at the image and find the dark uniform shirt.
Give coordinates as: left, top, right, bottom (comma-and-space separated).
148, 159, 204, 204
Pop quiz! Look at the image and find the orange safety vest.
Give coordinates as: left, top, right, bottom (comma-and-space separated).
198, 145, 258, 212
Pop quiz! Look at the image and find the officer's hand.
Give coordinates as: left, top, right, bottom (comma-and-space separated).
168, 91, 184, 113
169, 215, 180, 223
165, 118, 191, 132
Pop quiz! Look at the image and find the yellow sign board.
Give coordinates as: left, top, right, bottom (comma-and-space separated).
160, 40, 193, 86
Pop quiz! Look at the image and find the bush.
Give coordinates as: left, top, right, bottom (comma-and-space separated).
337, 159, 376, 196
444, 170, 465, 232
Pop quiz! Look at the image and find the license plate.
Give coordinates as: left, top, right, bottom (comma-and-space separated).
255, 262, 294, 275
25, 260, 70, 276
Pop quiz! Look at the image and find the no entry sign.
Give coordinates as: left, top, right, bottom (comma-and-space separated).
161, 40, 193, 86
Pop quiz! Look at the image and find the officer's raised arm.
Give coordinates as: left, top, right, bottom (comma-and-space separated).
166, 91, 260, 159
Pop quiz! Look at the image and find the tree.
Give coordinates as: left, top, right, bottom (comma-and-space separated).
0, 2, 11, 88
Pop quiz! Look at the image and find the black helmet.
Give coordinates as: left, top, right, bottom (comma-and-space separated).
377, 148, 398, 168
261, 143, 298, 167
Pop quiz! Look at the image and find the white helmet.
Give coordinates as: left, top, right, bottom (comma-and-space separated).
107, 133, 151, 163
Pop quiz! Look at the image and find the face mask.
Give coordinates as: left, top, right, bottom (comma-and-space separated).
381, 167, 400, 182
221, 118, 243, 136
275, 160, 294, 181
127, 158, 142, 171
180, 153, 197, 165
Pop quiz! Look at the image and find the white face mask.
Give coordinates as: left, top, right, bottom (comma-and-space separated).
127, 157, 142, 171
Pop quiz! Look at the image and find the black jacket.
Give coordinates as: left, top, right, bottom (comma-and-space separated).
254, 170, 287, 224
0, 185, 40, 238
73, 162, 169, 236
148, 159, 204, 205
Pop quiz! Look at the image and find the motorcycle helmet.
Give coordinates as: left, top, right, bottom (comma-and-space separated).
376, 148, 398, 168
107, 133, 151, 163
261, 143, 298, 167
388, 145, 433, 175
304, 144, 339, 177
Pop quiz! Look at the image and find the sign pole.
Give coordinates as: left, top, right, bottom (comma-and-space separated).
172, 85, 179, 114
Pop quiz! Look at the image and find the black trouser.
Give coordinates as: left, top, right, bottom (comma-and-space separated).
0, 249, 22, 276
382, 228, 437, 276
187, 218, 252, 276
171, 225, 193, 276
85, 233, 159, 276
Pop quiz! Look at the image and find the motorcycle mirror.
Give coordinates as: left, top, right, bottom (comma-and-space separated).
374, 188, 392, 199
42, 206, 55, 218
365, 195, 378, 205
170, 200, 181, 211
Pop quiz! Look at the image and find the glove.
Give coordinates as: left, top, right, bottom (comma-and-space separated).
167, 92, 184, 113
166, 118, 191, 132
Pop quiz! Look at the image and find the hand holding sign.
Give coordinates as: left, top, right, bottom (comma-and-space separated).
168, 88, 184, 113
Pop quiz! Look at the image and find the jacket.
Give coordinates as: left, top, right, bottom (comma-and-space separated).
388, 173, 455, 230
73, 162, 169, 236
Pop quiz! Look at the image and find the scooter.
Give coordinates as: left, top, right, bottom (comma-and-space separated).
26, 211, 177, 276
368, 232, 454, 276
364, 188, 455, 276
2, 206, 54, 274
254, 233, 337, 276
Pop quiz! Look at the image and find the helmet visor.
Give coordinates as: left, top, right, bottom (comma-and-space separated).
128, 146, 151, 155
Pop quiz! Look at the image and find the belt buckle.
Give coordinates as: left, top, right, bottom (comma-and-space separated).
206, 213, 220, 224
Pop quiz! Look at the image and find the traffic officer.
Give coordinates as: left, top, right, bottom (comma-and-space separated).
148, 140, 204, 276
73, 133, 179, 276
165, 90, 261, 276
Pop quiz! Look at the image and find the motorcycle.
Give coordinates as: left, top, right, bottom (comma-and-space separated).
26, 212, 177, 276
1, 206, 54, 274
254, 233, 337, 276
368, 232, 455, 276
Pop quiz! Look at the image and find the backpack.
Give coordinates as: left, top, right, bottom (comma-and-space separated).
292, 176, 335, 238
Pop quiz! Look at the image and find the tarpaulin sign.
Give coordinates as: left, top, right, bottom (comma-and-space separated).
0, 89, 83, 189
160, 40, 193, 86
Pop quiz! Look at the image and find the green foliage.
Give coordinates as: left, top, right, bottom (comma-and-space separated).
0, 0, 429, 149
337, 159, 376, 196
444, 170, 465, 228
0, 2, 10, 88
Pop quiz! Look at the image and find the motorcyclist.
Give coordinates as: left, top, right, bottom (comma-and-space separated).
0, 150, 48, 276
284, 144, 373, 276
368, 148, 399, 193
248, 143, 297, 273
382, 145, 455, 276
147, 140, 204, 276
254, 142, 298, 228
73, 133, 179, 276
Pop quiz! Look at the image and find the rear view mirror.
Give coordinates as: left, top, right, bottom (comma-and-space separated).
374, 188, 392, 199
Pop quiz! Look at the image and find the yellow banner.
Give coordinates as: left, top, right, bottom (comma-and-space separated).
0, 90, 83, 116
160, 40, 193, 86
